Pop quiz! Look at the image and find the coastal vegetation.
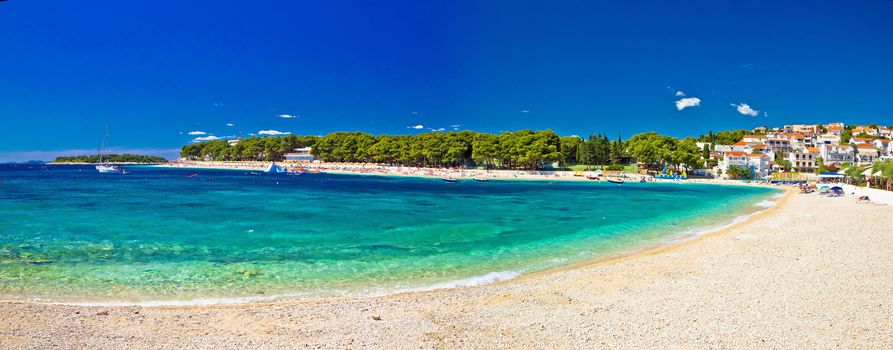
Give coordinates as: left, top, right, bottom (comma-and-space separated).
181, 130, 708, 171
53, 154, 168, 164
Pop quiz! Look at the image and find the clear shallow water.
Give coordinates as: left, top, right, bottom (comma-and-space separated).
0, 164, 778, 303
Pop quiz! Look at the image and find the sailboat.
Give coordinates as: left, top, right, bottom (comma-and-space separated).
96, 123, 124, 174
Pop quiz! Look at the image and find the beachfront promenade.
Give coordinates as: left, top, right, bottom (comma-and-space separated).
1, 181, 891, 349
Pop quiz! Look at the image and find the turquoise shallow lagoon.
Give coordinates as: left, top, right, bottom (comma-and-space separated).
0, 164, 779, 303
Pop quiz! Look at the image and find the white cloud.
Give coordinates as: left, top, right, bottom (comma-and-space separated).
277, 114, 298, 119
731, 103, 760, 117
450, 124, 461, 128
187, 131, 207, 135
225, 123, 235, 127
521, 109, 530, 113
428, 127, 446, 132
675, 90, 685, 97
408, 124, 424, 130
675, 97, 701, 111
258, 130, 291, 136
192, 136, 221, 142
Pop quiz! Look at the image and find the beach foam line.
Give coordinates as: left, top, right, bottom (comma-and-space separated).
10, 270, 524, 307
755, 199, 777, 208
660, 192, 784, 246
381, 271, 522, 296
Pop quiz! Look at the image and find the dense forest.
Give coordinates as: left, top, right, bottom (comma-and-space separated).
180, 130, 708, 171
53, 154, 169, 164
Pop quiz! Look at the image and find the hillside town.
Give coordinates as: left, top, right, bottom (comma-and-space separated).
705, 122, 892, 182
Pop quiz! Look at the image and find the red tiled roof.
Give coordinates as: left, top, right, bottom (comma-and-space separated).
855, 143, 876, 149
724, 151, 747, 157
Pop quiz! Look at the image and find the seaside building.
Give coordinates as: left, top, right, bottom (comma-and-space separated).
714, 144, 733, 153
816, 133, 840, 145
742, 135, 767, 143
849, 137, 875, 146
826, 124, 844, 136
854, 143, 880, 165
852, 126, 878, 136
284, 147, 314, 162
752, 126, 767, 134
731, 141, 752, 153
766, 138, 792, 154
820, 144, 855, 166
785, 133, 809, 150
785, 124, 821, 134
787, 148, 818, 172
873, 139, 890, 154
720, 151, 770, 179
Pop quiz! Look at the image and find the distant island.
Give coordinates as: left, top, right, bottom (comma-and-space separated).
52, 154, 168, 164
2, 160, 46, 165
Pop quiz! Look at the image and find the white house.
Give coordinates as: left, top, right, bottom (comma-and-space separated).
872, 139, 890, 154
820, 144, 855, 166
852, 126, 877, 137
854, 143, 880, 165
721, 151, 770, 179
849, 137, 874, 146
787, 147, 819, 172
766, 138, 792, 154
284, 147, 314, 162
731, 141, 752, 153
826, 124, 845, 136
816, 133, 840, 145
742, 135, 767, 143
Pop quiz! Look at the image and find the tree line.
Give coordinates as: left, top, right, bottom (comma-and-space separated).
181, 129, 711, 171
53, 154, 168, 164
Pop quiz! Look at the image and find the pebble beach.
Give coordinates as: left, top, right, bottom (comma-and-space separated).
2, 187, 891, 349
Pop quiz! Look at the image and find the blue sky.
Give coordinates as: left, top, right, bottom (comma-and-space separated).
1, 0, 891, 161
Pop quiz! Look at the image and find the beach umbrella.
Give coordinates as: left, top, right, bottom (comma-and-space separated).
819, 185, 829, 189
830, 186, 843, 191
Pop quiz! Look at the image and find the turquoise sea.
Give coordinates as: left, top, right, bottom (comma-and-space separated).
0, 164, 779, 304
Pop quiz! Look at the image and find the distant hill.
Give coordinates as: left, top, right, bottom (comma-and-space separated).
52, 154, 168, 164
2, 160, 46, 165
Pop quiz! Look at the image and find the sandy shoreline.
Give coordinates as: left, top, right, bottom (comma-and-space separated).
157, 160, 778, 187
2, 183, 891, 348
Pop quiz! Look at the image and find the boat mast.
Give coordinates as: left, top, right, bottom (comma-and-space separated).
104, 121, 110, 165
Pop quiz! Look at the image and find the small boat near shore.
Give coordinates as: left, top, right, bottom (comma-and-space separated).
607, 177, 624, 184
441, 177, 458, 183
473, 177, 488, 182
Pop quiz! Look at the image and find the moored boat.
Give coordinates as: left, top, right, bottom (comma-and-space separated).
95, 122, 125, 174
473, 177, 488, 182
441, 177, 458, 183
607, 176, 624, 184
